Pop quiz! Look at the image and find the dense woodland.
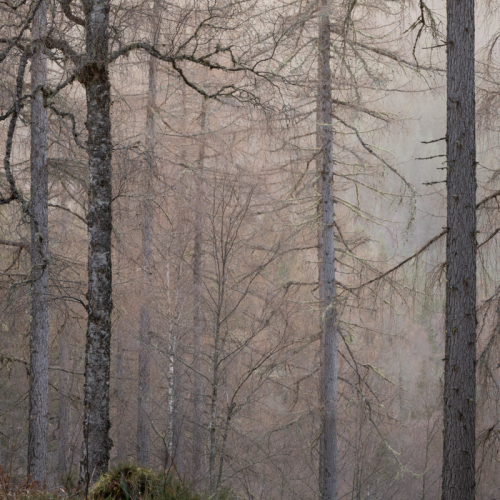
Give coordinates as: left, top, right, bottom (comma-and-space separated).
0, 0, 498, 498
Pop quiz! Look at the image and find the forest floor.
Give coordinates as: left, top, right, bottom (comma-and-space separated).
0, 465, 219, 500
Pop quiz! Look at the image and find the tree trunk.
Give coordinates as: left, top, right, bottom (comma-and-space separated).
316, 47, 325, 497
318, 0, 338, 498
442, 0, 476, 498
27, 0, 49, 484
80, 0, 113, 487
115, 200, 127, 464
136, 26, 157, 467
192, 96, 207, 485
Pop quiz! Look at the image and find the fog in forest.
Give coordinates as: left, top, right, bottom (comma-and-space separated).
0, 0, 498, 498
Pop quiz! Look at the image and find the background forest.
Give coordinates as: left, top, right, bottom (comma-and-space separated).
0, 0, 498, 498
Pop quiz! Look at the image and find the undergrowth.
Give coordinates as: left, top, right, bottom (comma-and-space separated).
91, 465, 204, 500
0, 465, 232, 500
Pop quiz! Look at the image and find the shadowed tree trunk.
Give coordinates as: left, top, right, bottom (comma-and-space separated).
80, 0, 113, 487
27, 0, 49, 484
442, 0, 476, 498
318, 0, 337, 498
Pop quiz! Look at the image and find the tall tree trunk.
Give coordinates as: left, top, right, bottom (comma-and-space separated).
442, 0, 476, 498
318, 0, 337, 498
27, 0, 49, 484
192, 96, 207, 485
115, 200, 127, 464
80, 0, 113, 487
136, 22, 157, 467
316, 51, 325, 496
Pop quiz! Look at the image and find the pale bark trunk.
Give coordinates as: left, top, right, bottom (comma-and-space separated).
442, 0, 476, 498
165, 258, 185, 474
136, 30, 157, 468
318, 0, 337, 498
28, 0, 49, 484
192, 96, 207, 484
80, 0, 113, 486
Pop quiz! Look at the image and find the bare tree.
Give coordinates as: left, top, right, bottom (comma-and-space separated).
442, 0, 476, 497
191, 94, 208, 485
27, 0, 49, 484
317, 1, 337, 498
137, 0, 160, 467
80, 0, 114, 486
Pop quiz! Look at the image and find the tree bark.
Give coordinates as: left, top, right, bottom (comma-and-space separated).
442, 0, 476, 498
136, 23, 157, 467
316, 40, 325, 496
318, 0, 337, 498
192, 96, 207, 485
80, 0, 113, 487
115, 201, 127, 464
27, 0, 49, 484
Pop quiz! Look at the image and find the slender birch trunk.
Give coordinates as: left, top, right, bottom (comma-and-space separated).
136, 11, 158, 464
27, 0, 49, 483
442, 0, 476, 498
80, 0, 113, 486
318, 0, 337, 498
192, 96, 207, 484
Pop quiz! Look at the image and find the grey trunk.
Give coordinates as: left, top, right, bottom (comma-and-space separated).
115, 201, 127, 464
316, 46, 325, 495
28, 0, 49, 484
318, 0, 338, 498
80, 0, 113, 487
137, 35, 157, 469
192, 96, 207, 485
442, 0, 476, 498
